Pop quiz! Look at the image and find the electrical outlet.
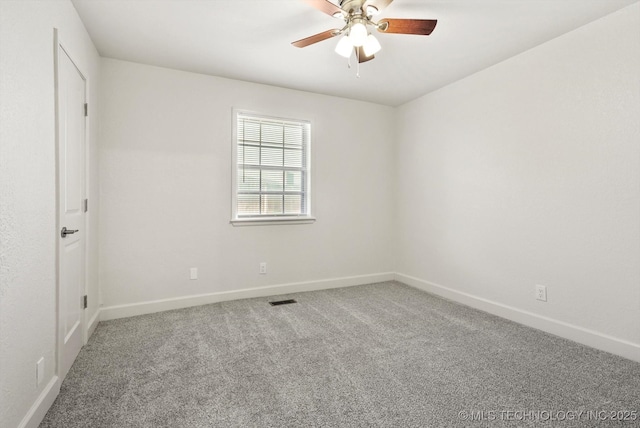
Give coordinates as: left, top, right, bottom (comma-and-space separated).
259, 262, 267, 274
36, 357, 44, 387
535, 285, 547, 302
190, 267, 198, 280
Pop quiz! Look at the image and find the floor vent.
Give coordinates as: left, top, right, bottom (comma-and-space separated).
269, 299, 297, 306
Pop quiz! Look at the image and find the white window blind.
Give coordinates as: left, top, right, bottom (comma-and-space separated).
233, 112, 311, 223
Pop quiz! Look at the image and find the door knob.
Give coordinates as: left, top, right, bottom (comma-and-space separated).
61, 227, 79, 238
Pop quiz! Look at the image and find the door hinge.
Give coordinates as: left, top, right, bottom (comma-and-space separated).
82, 295, 87, 309
83, 198, 88, 213
84, 103, 88, 117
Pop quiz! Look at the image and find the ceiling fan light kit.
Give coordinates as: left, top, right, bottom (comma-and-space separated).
349, 19, 368, 46
363, 34, 381, 56
294, 0, 437, 72
335, 36, 354, 57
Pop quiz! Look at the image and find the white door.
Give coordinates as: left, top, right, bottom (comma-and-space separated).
57, 41, 86, 381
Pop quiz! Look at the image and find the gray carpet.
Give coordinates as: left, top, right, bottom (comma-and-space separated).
41, 281, 640, 427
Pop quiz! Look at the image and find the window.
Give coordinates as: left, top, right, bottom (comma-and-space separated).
232, 110, 314, 225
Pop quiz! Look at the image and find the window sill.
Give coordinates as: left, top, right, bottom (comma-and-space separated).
230, 216, 316, 226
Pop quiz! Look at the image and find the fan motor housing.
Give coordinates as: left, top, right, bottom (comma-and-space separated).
339, 0, 367, 15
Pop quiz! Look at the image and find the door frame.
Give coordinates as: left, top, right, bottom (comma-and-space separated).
54, 28, 90, 381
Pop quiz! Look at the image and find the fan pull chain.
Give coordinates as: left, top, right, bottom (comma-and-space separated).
345, 48, 362, 78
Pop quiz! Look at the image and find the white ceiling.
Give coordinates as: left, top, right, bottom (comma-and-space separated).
71, 0, 638, 106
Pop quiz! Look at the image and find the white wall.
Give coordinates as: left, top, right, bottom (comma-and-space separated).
0, 1, 100, 427
99, 59, 395, 313
2, 3, 637, 425
395, 3, 640, 358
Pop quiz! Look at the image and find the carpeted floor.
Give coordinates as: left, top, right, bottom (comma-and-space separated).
40, 281, 640, 427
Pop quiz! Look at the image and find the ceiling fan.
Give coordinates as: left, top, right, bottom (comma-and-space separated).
292, 0, 437, 64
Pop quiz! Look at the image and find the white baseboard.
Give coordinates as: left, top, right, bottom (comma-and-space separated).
18, 376, 60, 428
18, 271, 637, 428
396, 273, 640, 363
87, 308, 100, 339
19, 272, 635, 428
100, 272, 395, 321
99, 271, 639, 362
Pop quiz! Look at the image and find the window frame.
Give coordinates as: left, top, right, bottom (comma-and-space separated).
231, 109, 315, 226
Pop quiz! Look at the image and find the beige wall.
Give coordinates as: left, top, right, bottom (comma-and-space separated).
395, 3, 640, 356
98, 58, 396, 310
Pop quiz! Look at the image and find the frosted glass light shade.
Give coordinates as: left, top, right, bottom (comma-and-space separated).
335, 36, 353, 58
363, 34, 381, 56
349, 22, 368, 47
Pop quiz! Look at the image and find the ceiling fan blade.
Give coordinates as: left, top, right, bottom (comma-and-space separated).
302, 0, 343, 17
292, 29, 340, 48
364, 0, 394, 13
377, 18, 437, 35
356, 46, 374, 63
